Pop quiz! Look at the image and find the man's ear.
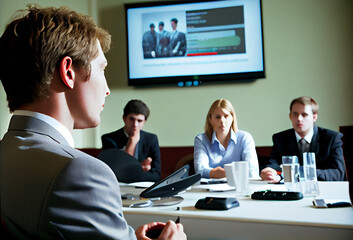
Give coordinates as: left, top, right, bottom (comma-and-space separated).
313, 113, 318, 122
59, 56, 75, 89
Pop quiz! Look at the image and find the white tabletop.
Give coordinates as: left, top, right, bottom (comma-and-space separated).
121, 181, 353, 240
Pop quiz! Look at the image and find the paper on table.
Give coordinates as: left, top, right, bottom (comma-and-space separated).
127, 181, 155, 188
193, 183, 235, 192
208, 184, 236, 192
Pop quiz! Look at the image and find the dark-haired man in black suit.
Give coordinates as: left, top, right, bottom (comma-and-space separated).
101, 99, 161, 182
261, 96, 345, 183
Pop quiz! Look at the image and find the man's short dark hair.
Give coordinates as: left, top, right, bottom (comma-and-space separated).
171, 18, 178, 24
159, 21, 164, 26
123, 100, 150, 120
149, 23, 155, 28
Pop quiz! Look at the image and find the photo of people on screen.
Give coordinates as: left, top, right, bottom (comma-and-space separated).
142, 18, 186, 59
141, 5, 246, 59
156, 21, 170, 57
169, 18, 187, 57
142, 23, 157, 58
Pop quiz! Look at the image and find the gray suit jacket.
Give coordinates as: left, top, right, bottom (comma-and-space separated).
0, 115, 136, 239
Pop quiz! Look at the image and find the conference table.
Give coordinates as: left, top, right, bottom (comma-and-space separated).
120, 181, 353, 240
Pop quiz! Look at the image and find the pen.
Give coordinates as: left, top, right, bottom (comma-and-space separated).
146, 216, 181, 238
327, 202, 352, 208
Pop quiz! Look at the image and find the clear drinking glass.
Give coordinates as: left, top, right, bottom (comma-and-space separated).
282, 156, 300, 191
303, 152, 320, 196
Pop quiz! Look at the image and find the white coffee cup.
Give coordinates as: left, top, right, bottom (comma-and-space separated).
224, 161, 249, 195
234, 161, 249, 194
224, 162, 236, 187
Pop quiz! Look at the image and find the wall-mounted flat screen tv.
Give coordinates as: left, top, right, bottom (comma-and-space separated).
125, 0, 265, 87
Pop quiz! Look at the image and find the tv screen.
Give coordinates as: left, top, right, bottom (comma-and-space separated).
125, 0, 265, 87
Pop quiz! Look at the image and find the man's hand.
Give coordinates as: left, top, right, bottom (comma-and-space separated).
141, 157, 152, 172
260, 167, 281, 183
125, 131, 140, 157
209, 166, 226, 179
135, 220, 186, 240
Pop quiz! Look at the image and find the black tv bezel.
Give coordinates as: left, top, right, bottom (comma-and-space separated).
124, 0, 265, 87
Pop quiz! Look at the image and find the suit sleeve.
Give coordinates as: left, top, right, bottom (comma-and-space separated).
47, 156, 136, 240
149, 135, 161, 180
139, 134, 161, 182
266, 134, 283, 172
316, 131, 345, 181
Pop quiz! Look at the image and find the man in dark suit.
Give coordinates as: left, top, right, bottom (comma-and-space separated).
101, 100, 161, 182
169, 18, 187, 57
156, 21, 171, 57
260, 96, 345, 183
0, 5, 185, 240
142, 23, 158, 58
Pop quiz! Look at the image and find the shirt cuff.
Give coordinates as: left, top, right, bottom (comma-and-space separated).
203, 168, 212, 178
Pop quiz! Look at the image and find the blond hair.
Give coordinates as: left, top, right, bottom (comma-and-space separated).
204, 99, 238, 141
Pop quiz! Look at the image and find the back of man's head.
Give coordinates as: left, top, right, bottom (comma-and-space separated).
0, 4, 111, 112
123, 100, 150, 120
290, 96, 319, 114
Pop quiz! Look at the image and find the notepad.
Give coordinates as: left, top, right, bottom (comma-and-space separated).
128, 181, 154, 188
193, 183, 235, 192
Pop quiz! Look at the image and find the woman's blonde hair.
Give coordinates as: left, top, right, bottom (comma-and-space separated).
204, 99, 238, 141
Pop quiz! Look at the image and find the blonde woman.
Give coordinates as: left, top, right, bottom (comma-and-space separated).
194, 99, 259, 179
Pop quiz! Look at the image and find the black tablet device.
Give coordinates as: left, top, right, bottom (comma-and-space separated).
251, 190, 303, 200
195, 197, 239, 210
140, 165, 201, 198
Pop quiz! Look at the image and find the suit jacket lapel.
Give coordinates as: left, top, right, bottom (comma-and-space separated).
289, 129, 300, 155
311, 125, 320, 156
137, 131, 144, 162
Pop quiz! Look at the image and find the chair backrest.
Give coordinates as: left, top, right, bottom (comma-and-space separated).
97, 149, 144, 183
174, 153, 195, 176
340, 126, 353, 203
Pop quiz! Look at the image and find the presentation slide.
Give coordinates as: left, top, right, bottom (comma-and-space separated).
126, 0, 264, 80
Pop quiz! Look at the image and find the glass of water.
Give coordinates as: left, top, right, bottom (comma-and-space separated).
282, 156, 300, 191
303, 152, 320, 196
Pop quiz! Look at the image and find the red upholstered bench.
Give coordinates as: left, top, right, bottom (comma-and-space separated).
78, 146, 272, 179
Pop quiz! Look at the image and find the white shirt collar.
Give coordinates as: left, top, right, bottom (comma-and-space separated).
211, 129, 237, 145
13, 110, 75, 147
123, 128, 129, 138
295, 127, 314, 144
